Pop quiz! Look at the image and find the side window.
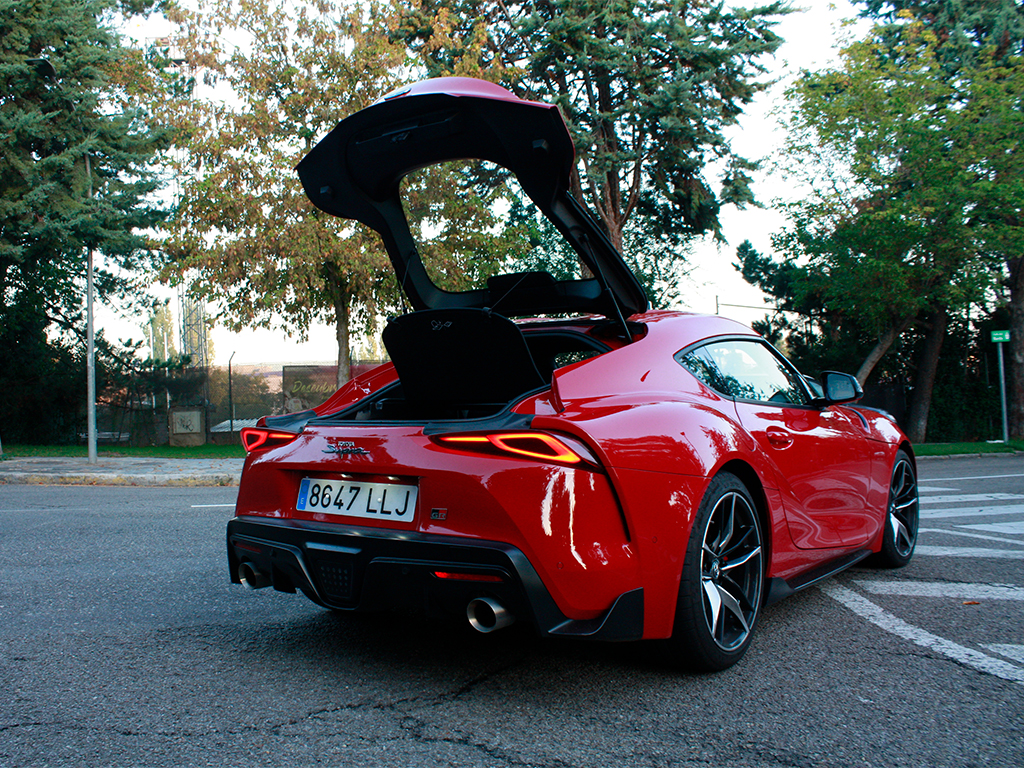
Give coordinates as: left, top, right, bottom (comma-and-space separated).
677, 340, 810, 406
678, 346, 742, 397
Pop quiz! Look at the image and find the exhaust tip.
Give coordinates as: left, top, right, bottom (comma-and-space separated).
238, 561, 270, 589
467, 597, 514, 633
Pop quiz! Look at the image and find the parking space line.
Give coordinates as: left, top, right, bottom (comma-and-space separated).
959, 521, 1024, 535
920, 528, 1024, 546
982, 644, 1024, 664
922, 505, 1024, 519
853, 580, 1024, 601
914, 546, 1024, 559
821, 583, 1024, 687
919, 493, 1024, 505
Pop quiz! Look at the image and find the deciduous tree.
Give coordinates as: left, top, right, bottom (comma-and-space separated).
157, 0, 408, 387
158, 0, 519, 386
854, 0, 1024, 439
748, 6, 1022, 440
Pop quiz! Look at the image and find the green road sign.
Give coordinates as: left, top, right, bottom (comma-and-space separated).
991, 330, 1010, 343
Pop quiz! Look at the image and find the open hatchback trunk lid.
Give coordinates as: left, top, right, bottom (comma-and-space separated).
296, 77, 649, 319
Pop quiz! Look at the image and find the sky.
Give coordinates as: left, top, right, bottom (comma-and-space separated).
106, 0, 863, 367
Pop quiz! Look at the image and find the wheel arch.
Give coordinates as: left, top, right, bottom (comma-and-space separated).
867, 440, 919, 568
667, 459, 770, 670
716, 459, 773, 567
899, 440, 916, 467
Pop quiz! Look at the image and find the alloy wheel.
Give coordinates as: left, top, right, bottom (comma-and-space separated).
700, 490, 763, 651
888, 456, 919, 558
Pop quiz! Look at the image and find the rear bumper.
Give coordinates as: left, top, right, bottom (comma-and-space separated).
227, 516, 644, 641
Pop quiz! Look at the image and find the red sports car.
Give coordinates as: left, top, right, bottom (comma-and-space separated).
229, 77, 919, 671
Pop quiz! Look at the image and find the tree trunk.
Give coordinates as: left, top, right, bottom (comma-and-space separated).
855, 314, 915, 386
605, 219, 624, 254
327, 269, 351, 389
1007, 257, 1024, 440
905, 307, 949, 443
334, 298, 351, 389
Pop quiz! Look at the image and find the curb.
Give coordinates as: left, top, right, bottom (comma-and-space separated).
916, 452, 1024, 461
0, 472, 240, 487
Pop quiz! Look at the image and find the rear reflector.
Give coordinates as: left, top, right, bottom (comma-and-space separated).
432, 570, 504, 583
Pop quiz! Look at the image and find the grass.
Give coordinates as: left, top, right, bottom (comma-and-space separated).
0, 443, 245, 459
913, 441, 1024, 457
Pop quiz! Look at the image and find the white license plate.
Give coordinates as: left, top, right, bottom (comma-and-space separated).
296, 477, 418, 523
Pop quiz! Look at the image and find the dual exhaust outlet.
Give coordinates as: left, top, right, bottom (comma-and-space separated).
239, 562, 515, 633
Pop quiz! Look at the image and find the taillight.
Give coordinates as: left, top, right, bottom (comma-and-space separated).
433, 431, 600, 468
241, 427, 299, 453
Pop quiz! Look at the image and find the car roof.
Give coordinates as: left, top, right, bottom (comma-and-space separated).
296, 77, 649, 319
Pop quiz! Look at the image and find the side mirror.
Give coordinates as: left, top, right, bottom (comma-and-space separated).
803, 375, 824, 399
819, 371, 863, 404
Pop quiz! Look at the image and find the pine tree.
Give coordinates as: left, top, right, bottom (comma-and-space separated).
0, 0, 169, 443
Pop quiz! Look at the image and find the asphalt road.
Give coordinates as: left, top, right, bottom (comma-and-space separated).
1, 455, 1022, 767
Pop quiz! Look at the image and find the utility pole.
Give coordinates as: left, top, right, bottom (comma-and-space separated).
85, 153, 96, 463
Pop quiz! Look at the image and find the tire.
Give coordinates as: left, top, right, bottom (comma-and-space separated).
873, 449, 919, 568
670, 472, 764, 672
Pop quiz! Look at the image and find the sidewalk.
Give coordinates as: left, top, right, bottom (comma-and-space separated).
0, 456, 244, 487
0, 449, 1017, 489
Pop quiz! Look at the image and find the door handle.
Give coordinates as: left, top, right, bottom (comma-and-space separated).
765, 427, 793, 448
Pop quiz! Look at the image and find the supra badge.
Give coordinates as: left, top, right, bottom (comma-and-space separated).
322, 441, 370, 456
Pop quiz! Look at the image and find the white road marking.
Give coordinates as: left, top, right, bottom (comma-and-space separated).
983, 644, 1024, 664
0, 508, 93, 513
919, 493, 1024, 505
917, 486, 960, 493
915, 546, 1024, 559
853, 580, 1024, 601
821, 583, 1024, 687
921, 528, 1024, 546
922, 505, 1024, 519
923, 473, 1024, 482
190, 504, 236, 508
959, 521, 1024, 535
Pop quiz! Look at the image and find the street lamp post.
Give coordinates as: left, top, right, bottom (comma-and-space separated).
86, 159, 96, 464
29, 57, 98, 463
228, 351, 236, 438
